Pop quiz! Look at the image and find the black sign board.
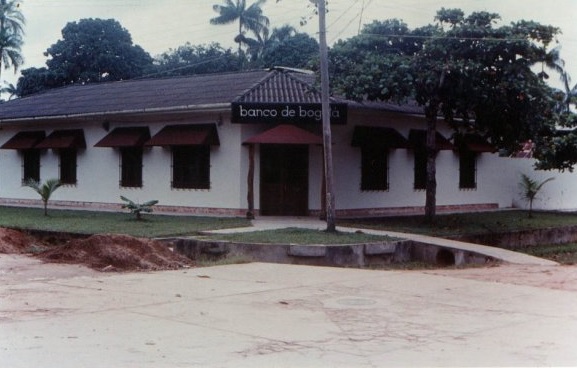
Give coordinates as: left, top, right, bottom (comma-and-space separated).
231, 102, 348, 125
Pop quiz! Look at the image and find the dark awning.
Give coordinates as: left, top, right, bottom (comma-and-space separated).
0, 131, 45, 150
94, 127, 150, 147
408, 129, 454, 150
455, 134, 496, 153
351, 126, 409, 148
145, 124, 220, 146
243, 124, 323, 145
36, 129, 86, 149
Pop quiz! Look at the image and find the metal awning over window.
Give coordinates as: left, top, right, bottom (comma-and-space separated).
36, 129, 86, 149
145, 124, 220, 146
351, 126, 409, 148
455, 134, 496, 153
0, 131, 45, 150
408, 129, 454, 150
94, 127, 150, 147
243, 124, 323, 145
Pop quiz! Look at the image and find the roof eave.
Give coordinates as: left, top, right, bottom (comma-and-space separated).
0, 103, 231, 125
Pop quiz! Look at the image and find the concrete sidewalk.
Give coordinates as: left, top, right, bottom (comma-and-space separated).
207, 216, 558, 266
1, 255, 576, 367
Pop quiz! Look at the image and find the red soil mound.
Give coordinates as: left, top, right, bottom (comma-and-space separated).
37, 233, 193, 272
0, 227, 192, 272
0, 228, 44, 254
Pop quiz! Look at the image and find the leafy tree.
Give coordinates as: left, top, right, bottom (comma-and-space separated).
257, 27, 319, 68
15, 67, 65, 97
210, 0, 270, 66
120, 196, 159, 221
41, 18, 151, 87
24, 178, 62, 216
330, 9, 561, 223
0, 0, 24, 81
153, 42, 241, 77
519, 174, 554, 218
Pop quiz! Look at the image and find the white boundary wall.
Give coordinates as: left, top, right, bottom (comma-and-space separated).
506, 158, 577, 211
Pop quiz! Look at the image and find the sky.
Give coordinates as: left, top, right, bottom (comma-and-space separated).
5, 0, 577, 90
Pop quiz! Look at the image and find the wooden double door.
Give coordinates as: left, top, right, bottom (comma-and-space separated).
260, 144, 309, 216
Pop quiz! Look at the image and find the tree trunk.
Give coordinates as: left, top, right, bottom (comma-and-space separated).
424, 102, 439, 224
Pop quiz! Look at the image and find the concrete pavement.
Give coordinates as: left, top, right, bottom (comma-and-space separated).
1, 254, 576, 367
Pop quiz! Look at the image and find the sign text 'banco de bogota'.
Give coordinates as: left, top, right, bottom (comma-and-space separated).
231, 103, 348, 125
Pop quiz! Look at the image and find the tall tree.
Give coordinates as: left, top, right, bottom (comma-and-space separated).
533, 69, 577, 172
16, 18, 152, 95
43, 18, 152, 85
0, 0, 24, 81
257, 26, 319, 68
15, 67, 63, 97
331, 9, 561, 222
153, 42, 241, 77
210, 0, 270, 66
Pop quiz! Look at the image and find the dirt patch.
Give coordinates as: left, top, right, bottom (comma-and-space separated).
427, 264, 577, 291
0, 228, 45, 254
0, 227, 193, 272
38, 234, 193, 272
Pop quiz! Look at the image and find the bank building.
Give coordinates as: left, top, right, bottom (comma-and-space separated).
0, 68, 567, 218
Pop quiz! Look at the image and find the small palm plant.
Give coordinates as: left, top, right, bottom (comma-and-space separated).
24, 178, 62, 216
519, 174, 554, 218
120, 196, 159, 221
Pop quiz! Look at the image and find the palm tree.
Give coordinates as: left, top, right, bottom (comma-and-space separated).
210, 0, 269, 66
24, 178, 62, 216
1, 80, 18, 99
0, 0, 24, 34
0, 0, 24, 80
0, 30, 22, 74
560, 70, 577, 113
519, 174, 554, 218
536, 45, 565, 81
235, 26, 269, 63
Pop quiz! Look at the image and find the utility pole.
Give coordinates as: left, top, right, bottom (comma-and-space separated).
317, 0, 336, 232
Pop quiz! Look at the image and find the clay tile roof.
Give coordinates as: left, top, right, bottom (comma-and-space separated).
235, 70, 322, 103
0, 70, 273, 122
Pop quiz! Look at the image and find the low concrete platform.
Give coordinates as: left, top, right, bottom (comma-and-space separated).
1, 255, 576, 367
201, 217, 557, 267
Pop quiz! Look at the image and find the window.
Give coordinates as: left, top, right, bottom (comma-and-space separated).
120, 147, 143, 187
59, 149, 77, 184
172, 145, 210, 189
23, 149, 40, 182
459, 150, 477, 189
361, 146, 388, 191
414, 148, 427, 190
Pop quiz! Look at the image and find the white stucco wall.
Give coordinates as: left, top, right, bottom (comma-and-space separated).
506, 158, 577, 211
1, 111, 575, 215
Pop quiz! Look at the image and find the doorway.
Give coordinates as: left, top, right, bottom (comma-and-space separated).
260, 144, 309, 216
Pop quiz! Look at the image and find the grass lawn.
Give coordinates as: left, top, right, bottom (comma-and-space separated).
519, 243, 577, 265
4, 206, 577, 265
0, 206, 251, 238
207, 227, 397, 244
339, 210, 577, 237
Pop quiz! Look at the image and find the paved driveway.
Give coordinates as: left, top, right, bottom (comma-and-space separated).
1, 254, 576, 367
